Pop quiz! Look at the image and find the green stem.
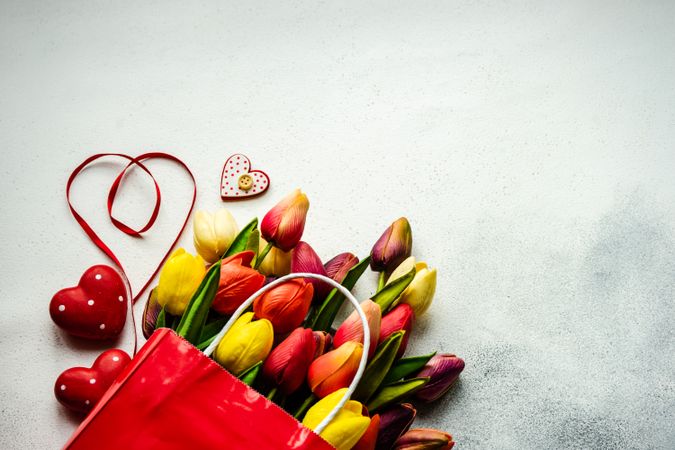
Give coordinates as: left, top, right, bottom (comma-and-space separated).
267, 387, 278, 401
254, 241, 274, 270
377, 271, 387, 291
293, 394, 317, 419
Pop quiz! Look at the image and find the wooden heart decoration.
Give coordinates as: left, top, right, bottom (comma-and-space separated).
54, 349, 131, 414
50, 265, 128, 340
220, 154, 270, 199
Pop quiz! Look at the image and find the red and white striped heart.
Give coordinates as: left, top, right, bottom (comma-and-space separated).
220, 154, 270, 199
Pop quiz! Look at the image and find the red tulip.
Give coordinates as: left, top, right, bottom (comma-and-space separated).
370, 217, 412, 273
212, 251, 265, 315
307, 341, 363, 398
262, 328, 316, 395
353, 414, 380, 450
253, 279, 313, 334
394, 428, 454, 449
413, 354, 465, 402
333, 300, 381, 358
291, 241, 331, 301
379, 304, 415, 358
324, 252, 359, 283
261, 189, 309, 251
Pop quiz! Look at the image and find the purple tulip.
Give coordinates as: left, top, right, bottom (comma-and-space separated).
370, 217, 413, 272
414, 354, 465, 402
324, 252, 359, 283
394, 428, 455, 449
375, 403, 417, 450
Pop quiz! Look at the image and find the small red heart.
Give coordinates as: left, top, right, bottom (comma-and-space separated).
50, 265, 128, 340
220, 153, 270, 199
54, 349, 131, 414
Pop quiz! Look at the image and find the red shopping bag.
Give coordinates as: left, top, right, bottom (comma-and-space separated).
63, 273, 371, 450
64, 328, 334, 450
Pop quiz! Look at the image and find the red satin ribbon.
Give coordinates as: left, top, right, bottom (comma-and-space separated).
66, 152, 197, 353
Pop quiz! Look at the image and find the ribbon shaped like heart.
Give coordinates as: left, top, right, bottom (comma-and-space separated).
65, 152, 197, 352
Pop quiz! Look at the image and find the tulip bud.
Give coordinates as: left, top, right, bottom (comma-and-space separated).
308, 341, 363, 398
212, 251, 265, 315
353, 414, 380, 450
291, 241, 331, 301
313, 331, 332, 358
376, 403, 416, 450
387, 257, 436, 316
334, 300, 382, 358
156, 248, 206, 316
379, 304, 415, 358
261, 189, 310, 251
253, 279, 313, 334
141, 287, 161, 339
413, 354, 465, 402
394, 428, 455, 450
214, 312, 274, 376
324, 252, 359, 284
192, 209, 239, 263
370, 217, 412, 273
262, 328, 317, 395
257, 237, 292, 277
303, 388, 371, 450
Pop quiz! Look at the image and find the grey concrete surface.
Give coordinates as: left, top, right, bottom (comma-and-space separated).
1, 1, 674, 448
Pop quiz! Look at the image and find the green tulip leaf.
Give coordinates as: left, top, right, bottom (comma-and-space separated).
155, 307, 167, 329
372, 266, 416, 313
310, 256, 371, 331
238, 361, 262, 386
382, 352, 437, 385
175, 261, 222, 344
199, 316, 230, 343
353, 331, 404, 402
224, 217, 260, 258
366, 377, 429, 412
195, 335, 216, 351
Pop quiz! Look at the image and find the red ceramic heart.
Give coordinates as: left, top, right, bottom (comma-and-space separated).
220, 154, 270, 199
50, 265, 128, 340
54, 349, 131, 414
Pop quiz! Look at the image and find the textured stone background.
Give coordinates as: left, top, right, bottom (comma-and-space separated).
1, 1, 674, 448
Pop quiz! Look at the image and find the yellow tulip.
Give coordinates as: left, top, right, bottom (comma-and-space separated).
387, 256, 437, 315
214, 312, 274, 375
303, 388, 371, 450
257, 237, 292, 276
193, 209, 239, 263
156, 248, 206, 316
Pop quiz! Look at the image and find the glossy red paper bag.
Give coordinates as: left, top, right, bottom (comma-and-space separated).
63, 328, 334, 450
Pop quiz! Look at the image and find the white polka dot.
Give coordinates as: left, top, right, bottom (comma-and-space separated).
112, 356, 120, 362
60, 384, 66, 391
99, 324, 106, 330
87, 299, 95, 306
89, 378, 96, 384
58, 305, 65, 312
95, 274, 102, 280
85, 400, 90, 405
118, 295, 124, 302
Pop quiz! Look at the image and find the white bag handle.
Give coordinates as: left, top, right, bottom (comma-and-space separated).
203, 272, 370, 434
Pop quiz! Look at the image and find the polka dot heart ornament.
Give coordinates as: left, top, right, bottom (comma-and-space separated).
49, 265, 128, 340
220, 154, 270, 200
54, 349, 131, 414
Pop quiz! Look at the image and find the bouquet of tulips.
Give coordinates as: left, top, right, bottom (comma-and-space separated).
141, 189, 465, 450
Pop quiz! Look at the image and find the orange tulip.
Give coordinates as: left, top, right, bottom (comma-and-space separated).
212, 251, 266, 315
253, 279, 313, 334
307, 341, 363, 398
261, 189, 310, 251
333, 300, 381, 358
